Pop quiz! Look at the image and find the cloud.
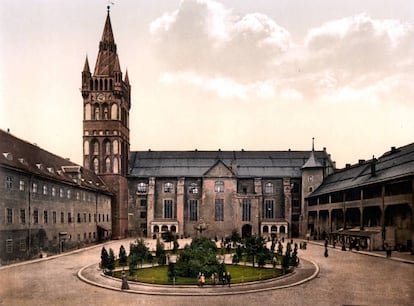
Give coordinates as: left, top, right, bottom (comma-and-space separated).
150, 2, 414, 105
150, 0, 291, 81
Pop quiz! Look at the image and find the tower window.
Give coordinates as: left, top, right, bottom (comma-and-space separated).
94, 105, 100, 120
105, 157, 111, 173
93, 158, 99, 173
105, 141, 111, 155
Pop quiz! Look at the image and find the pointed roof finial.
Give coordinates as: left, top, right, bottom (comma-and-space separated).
312, 137, 315, 152
124, 69, 130, 85
83, 55, 90, 73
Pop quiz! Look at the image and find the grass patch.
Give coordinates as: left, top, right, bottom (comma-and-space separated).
113, 264, 286, 285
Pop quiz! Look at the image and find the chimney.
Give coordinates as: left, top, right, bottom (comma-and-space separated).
371, 156, 377, 177
345, 163, 351, 169
358, 159, 365, 165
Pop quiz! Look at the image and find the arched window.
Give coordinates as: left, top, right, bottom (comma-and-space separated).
111, 104, 118, 120
265, 182, 274, 194
104, 79, 108, 91
214, 181, 224, 193
84, 104, 91, 120
164, 182, 174, 193
94, 79, 98, 91
137, 182, 148, 193
94, 104, 100, 120
113, 157, 119, 174
99, 79, 103, 91
189, 183, 198, 194
161, 224, 168, 231
171, 225, 177, 232
84, 157, 89, 169
105, 157, 111, 173
84, 140, 89, 155
154, 225, 159, 233
93, 158, 99, 173
263, 225, 269, 233
104, 140, 111, 155
271, 225, 277, 232
103, 104, 109, 120
109, 79, 113, 90
92, 141, 99, 155
113, 140, 118, 154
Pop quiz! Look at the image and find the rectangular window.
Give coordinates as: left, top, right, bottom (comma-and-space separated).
5, 176, 13, 190
67, 190, 71, 199
6, 239, 13, 253
76, 192, 80, 200
77, 213, 81, 223
215, 181, 224, 193
6, 208, 13, 224
94, 213, 97, 222
292, 199, 300, 207
44, 210, 48, 224
263, 200, 274, 219
43, 185, 48, 195
188, 199, 198, 221
19, 239, 26, 252
140, 211, 147, 218
32, 183, 38, 193
89, 213, 91, 222
20, 209, 25, 224
53, 211, 57, 224
52, 187, 56, 197
61, 212, 64, 223
164, 199, 173, 218
83, 213, 87, 223
33, 210, 39, 224
19, 180, 25, 191
242, 199, 251, 221
68, 212, 72, 223
215, 199, 224, 221
140, 199, 147, 207
60, 188, 64, 198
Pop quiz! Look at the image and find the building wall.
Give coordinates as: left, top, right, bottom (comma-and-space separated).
0, 167, 112, 263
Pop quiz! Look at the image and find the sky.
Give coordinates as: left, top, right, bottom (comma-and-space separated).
0, 0, 413, 168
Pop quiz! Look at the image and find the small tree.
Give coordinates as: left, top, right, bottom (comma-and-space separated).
162, 231, 175, 250
100, 246, 109, 272
119, 245, 127, 270
156, 239, 166, 265
107, 248, 115, 275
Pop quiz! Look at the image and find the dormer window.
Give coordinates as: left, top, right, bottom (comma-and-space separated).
164, 182, 174, 193
137, 182, 148, 193
3, 152, 13, 160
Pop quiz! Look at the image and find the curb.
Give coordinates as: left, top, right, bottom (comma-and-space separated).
77, 258, 320, 296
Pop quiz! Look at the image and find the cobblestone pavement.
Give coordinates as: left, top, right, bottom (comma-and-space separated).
0, 239, 413, 306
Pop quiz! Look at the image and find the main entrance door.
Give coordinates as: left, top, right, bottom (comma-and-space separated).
242, 224, 252, 238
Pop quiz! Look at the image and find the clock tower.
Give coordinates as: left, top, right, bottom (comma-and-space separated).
81, 6, 131, 239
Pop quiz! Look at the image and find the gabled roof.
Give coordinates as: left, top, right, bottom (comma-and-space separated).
309, 143, 414, 197
129, 150, 332, 178
0, 129, 109, 193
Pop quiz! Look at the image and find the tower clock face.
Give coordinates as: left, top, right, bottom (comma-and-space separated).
97, 93, 105, 101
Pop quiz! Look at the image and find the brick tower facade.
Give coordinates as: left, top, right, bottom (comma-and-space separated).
81, 7, 131, 239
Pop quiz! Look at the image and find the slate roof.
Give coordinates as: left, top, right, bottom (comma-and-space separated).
129, 150, 331, 178
0, 129, 109, 193
309, 143, 414, 197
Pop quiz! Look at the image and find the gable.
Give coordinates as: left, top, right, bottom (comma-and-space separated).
203, 160, 234, 178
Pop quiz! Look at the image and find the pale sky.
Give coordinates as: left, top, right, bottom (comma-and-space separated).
1, 0, 413, 168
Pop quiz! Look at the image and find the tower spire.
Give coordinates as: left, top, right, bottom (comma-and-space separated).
83, 55, 90, 73
94, 6, 117, 76
312, 137, 315, 152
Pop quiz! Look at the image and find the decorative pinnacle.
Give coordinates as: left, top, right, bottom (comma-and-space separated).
312, 137, 315, 151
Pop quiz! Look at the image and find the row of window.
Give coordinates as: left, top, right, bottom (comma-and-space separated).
5, 231, 100, 254
4, 176, 99, 202
5, 208, 109, 225
136, 181, 286, 194
152, 198, 277, 222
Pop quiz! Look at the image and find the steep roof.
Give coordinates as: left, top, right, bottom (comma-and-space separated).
0, 129, 110, 193
302, 150, 323, 169
309, 143, 414, 197
94, 9, 119, 76
129, 150, 331, 178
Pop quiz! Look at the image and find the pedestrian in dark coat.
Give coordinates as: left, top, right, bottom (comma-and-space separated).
226, 272, 231, 287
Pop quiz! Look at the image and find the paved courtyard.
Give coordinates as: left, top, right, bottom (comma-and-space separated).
0, 239, 413, 306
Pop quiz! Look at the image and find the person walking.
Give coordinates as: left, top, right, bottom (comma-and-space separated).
226, 272, 231, 287
200, 273, 205, 287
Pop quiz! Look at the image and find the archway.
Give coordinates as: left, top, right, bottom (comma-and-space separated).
242, 224, 252, 238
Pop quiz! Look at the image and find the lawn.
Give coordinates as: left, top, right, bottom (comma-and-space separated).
113, 264, 285, 285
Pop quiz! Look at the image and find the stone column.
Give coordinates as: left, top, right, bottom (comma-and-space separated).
146, 177, 155, 238
254, 178, 262, 235
283, 178, 292, 238
176, 177, 185, 236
